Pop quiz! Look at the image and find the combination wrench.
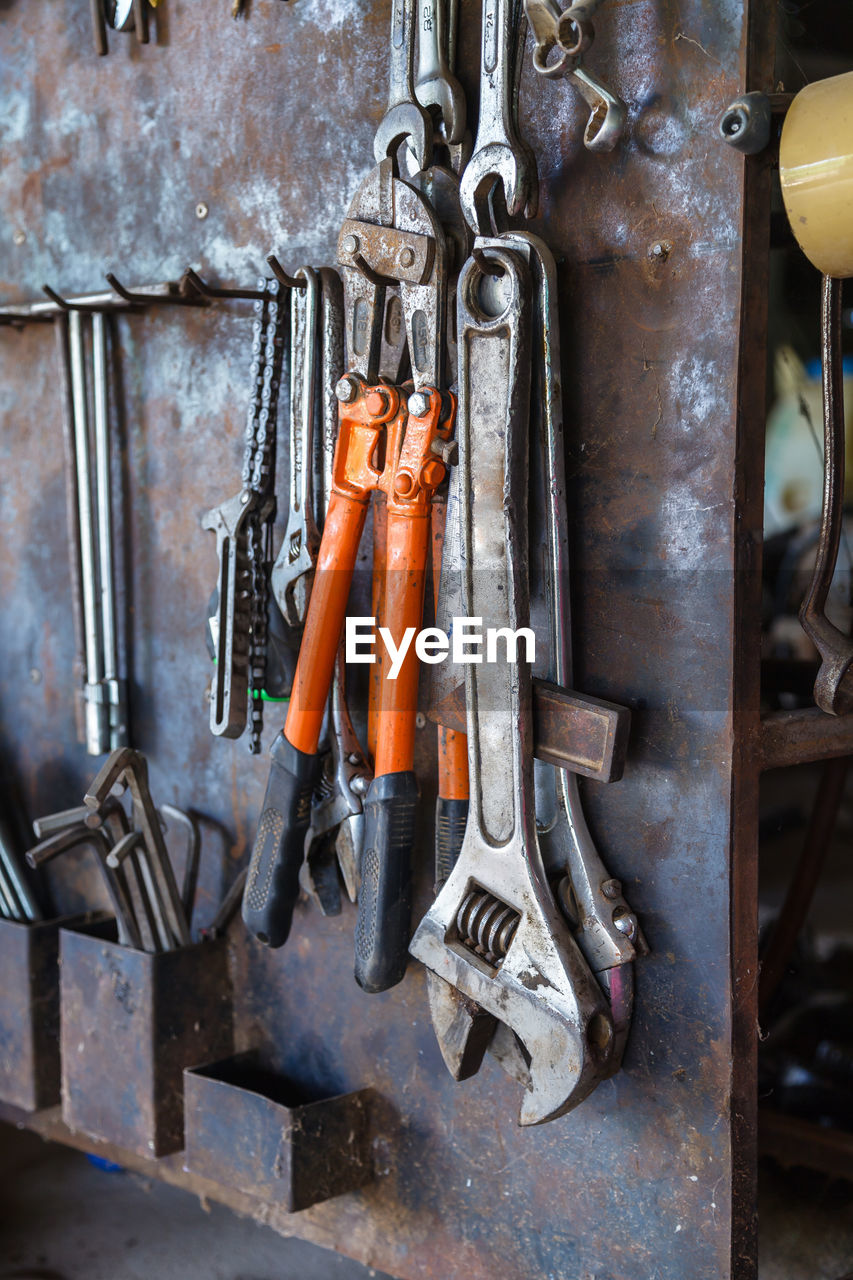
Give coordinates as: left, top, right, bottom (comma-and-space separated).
414, 0, 467, 149
459, 0, 538, 234
410, 246, 613, 1125
374, 0, 434, 172
271, 267, 321, 629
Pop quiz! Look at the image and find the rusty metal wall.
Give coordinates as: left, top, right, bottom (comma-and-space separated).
0, 2, 765, 1277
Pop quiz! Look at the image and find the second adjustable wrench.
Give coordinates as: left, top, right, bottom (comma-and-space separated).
271, 267, 321, 629
410, 246, 613, 1124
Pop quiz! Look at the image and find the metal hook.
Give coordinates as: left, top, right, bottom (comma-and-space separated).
42, 285, 98, 312
471, 247, 506, 278
352, 253, 398, 289
182, 268, 268, 302
266, 255, 307, 290
0, 313, 53, 328
106, 272, 200, 308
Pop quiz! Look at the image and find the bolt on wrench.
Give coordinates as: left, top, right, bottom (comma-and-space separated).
271, 267, 322, 629
459, 0, 538, 235
524, 0, 626, 151
409, 245, 613, 1125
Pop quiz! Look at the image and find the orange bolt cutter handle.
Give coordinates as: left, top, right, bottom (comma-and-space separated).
355, 388, 456, 993
243, 379, 400, 949
429, 487, 469, 893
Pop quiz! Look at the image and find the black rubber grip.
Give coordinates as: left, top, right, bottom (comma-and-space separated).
354, 771, 419, 994
242, 733, 318, 948
435, 797, 468, 893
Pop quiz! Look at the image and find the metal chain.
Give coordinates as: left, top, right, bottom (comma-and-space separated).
245, 279, 287, 753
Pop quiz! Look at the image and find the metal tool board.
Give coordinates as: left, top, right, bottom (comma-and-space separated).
0, 1, 770, 1276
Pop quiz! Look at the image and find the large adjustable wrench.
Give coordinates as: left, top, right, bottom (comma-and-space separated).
459, 0, 538, 234
409, 245, 613, 1125
502, 230, 641, 1070
271, 267, 321, 628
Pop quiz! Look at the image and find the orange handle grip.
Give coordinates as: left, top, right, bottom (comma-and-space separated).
373, 507, 430, 777
438, 725, 469, 801
285, 488, 369, 754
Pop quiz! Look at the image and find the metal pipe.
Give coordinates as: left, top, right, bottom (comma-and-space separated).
0, 815, 40, 921
70, 312, 108, 755
55, 316, 89, 745
92, 312, 127, 749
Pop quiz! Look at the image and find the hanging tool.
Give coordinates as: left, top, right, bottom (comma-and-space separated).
61, 308, 128, 756
458, 0, 538, 236
244, 157, 452, 974
271, 267, 321, 628
523, 0, 626, 151
85, 748, 191, 949
203, 278, 288, 750
244, 0, 455, 977
411, 245, 614, 1124
91, 0, 153, 54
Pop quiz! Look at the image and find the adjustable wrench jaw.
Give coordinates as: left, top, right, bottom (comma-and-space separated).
412, 851, 615, 1124
272, 267, 322, 630
202, 489, 256, 737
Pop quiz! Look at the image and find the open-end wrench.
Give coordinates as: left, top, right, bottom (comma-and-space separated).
414, 0, 466, 147
459, 0, 538, 235
374, 0, 434, 173
271, 267, 321, 629
410, 245, 613, 1124
523, 0, 626, 151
